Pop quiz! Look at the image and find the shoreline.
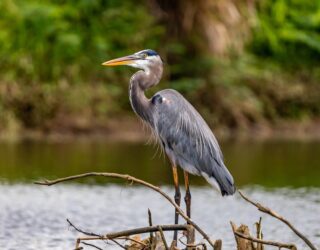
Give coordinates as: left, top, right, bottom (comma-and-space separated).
1, 116, 320, 143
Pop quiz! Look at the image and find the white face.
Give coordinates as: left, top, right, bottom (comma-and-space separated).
130, 51, 161, 72
102, 49, 162, 71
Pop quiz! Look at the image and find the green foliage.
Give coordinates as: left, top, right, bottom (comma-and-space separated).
251, 0, 320, 67
0, 0, 163, 83
0, 0, 319, 134
0, 0, 165, 131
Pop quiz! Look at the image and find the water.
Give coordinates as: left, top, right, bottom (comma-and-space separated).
1, 139, 320, 187
0, 139, 319, 249
0, 185, 319, 249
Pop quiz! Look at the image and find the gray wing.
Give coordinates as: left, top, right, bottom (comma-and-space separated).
150, 89, 235, 196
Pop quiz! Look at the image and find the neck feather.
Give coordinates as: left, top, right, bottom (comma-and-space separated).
129, 64, 163, 125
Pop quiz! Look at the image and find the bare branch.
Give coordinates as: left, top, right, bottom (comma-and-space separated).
185, 225, 196, 250
157, 226, 169, 250
238, 190, 317, 250
178, 237, 207, 249
81, 242, 104, 250
117, 236, 147, 247
67, 219, 102, 237
35, 172, 217, 247
69, 218, 188, 239
68, 218, 187, 249
148, 208, 154, 246
234, 231, 297, 250
105, 224, 188, 238
255, 217, 263, 250
109, 239, 126, 249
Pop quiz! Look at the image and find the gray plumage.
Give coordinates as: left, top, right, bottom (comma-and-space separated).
104, 49, 236, 196
151, 89, 235, 196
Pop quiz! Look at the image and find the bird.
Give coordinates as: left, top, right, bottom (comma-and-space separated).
102, 49, 236, 243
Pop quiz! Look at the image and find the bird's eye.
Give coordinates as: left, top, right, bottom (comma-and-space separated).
141, 53, 148, 59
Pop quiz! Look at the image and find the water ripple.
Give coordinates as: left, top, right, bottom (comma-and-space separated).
0, 184, 319, 249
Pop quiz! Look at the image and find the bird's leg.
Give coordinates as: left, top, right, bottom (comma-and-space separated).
172, 165, 181, 243
184, 171, 191, 220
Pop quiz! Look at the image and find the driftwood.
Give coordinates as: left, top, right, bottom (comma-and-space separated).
35, 172, 317, 250
238, 190, 317, 250
230, 221, 297, 250
230, 222, 255, 250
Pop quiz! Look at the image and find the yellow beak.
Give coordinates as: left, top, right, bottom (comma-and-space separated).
102, 55, 139, 67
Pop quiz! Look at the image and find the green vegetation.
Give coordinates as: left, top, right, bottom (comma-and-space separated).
252, 0, 320, 66
0, 0, 319, 136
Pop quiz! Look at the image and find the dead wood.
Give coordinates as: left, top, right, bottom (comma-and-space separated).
238, 190, 317, 250
230, 221, 297, 250
68, 218, 188, 239
157, 226, 169, 250
35, 172, 219, 248
255, 217, 263, 250
67, 218, 191, 249
125, 235, 148, 249
213, 239, 222, 250
185, 225, 196, 250
230, 222, 254, 250
148, 209, 154, 247
34, 173, 316, 250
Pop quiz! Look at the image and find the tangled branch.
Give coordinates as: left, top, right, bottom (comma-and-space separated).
238, 190, 317, 250
230, 221, 297, 250
34, 172, 217, 248
234, 231, 297, 250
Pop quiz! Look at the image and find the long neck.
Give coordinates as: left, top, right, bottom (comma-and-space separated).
129, 64, 163, 125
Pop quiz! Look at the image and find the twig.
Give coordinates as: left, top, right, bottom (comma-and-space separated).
230, 221, 239, 249
67, 218, 189, 249
234, 231, 297, 249
69, 218, 168, 249
110, 239, 126, 249
67, 219, 102, 237
117, 236, 147, 247
81, 242, 104, 250
178, 237, 207, 249
158, 226, 169, 250
148, 209, 153, 246
68, 220, 187, 239
238, 190, 317, 250
35, 172, 217, 247
255, 217, 263, 250
105, 225, 187, 238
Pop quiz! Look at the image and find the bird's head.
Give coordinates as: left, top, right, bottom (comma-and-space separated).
102, 49, 162, 73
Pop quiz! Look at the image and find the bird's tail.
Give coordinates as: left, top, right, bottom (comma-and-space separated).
219, 174, 236, 196
202, 164, 236, 196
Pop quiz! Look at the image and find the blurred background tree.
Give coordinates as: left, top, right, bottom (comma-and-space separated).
0, 0, 319, 137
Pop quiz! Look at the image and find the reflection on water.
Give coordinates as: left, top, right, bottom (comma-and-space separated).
0, 139, 319, 187
0, 184, 319, 249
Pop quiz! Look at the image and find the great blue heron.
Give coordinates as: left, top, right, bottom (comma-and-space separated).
102, 49, 236, 242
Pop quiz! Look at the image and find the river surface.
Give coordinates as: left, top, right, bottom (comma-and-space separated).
0, 139, 319, 249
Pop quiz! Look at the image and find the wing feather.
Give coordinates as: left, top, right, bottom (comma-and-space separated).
151, 89, 235, 195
